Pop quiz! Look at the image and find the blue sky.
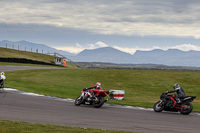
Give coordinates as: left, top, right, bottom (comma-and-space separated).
1, 0, 200, 54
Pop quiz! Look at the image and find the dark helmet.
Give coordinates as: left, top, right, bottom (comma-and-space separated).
173, 83, 180, 89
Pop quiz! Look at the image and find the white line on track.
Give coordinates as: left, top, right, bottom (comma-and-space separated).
3, 88, 200, 116
3, 88, 75, 102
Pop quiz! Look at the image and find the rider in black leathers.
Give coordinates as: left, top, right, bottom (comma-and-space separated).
165, 83, 186, 103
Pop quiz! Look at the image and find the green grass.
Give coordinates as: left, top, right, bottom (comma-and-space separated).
0, 120, 132, 133
0, 47, 55, 64
5, 69, 200, 112
0, 47, 77, 68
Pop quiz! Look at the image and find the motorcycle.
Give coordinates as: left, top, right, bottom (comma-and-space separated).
74, 89, 109, 108
154, 93, 196, 115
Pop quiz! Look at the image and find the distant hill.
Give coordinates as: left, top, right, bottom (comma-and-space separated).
70, 47, 133, 63
70, 47, 200, 67
1, 40, 200, 67
0, 40, 74, 56
133, 49, 200, 66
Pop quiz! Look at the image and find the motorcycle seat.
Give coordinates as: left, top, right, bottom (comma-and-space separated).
182, 96, 196, 101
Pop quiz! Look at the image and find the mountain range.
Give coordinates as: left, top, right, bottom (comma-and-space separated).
0, 40, 74, 56
69, 47, 200, 67
0, 40, 200, 67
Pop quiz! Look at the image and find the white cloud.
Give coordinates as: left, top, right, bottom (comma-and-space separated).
95, 41, 109, 47
55, 46, 84, 54
113, 46, 137, 55
87, 41, 109, 49
113, 44, 200, 55
76, 43, 82, 48
55, 41, 109, 54
113, 46, 163, 55
1, 1, 200, 38
168, 44, 200, 51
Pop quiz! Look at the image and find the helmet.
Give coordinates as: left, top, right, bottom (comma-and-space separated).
173, 83, 180, 90
1, 72, 4, 76
96, 82, 101, 86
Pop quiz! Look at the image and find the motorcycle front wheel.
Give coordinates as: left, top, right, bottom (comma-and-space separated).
180, 103, 193, 115
93, 96, 105, 108
74, 96, 83, 106
154, 101, 164, 112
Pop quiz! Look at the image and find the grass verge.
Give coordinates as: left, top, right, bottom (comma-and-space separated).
0, 47, 55, 64
5, 69, 200, 112
0, 120, 132, 133
0, 47, 77, 68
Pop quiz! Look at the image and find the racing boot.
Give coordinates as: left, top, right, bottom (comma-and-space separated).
0, 84, 4, 89
175, 98, 181, 107
177, 98, 181, 103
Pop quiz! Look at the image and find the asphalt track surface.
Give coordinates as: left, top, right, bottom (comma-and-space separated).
0, 65, 64, 72
0, 66, 200, 133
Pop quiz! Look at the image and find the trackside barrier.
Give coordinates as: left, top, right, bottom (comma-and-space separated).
0, 57, 55, 66
109, 90, 125, 100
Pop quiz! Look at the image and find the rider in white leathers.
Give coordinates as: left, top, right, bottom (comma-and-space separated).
0, 72, 6, 88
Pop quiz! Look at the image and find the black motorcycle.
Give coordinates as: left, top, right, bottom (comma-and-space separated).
154, 93, 196, 115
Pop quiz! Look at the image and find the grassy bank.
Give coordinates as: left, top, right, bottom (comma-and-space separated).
5, 69, 200, 112
0, 120, 131, 133
0, 47, 77, 68
0, 47, 55, 64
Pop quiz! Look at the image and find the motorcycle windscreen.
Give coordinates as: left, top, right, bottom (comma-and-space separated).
109, 90, 125, 100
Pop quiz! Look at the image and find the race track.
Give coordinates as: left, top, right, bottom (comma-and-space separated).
0, 65, 64, 72
0, 66, 200, 133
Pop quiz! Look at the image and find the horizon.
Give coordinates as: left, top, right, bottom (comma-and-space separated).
0, 40, 200, 55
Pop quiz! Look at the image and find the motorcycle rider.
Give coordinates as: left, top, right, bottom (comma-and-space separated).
83, 82, 103, 99
0, 72, 6, 88
165, 83, 186, 104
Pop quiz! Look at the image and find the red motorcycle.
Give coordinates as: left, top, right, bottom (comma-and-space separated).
75, 89, 109, 108
154, 93, 196, 115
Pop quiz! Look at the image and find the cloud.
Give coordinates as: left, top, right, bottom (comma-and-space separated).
94, 41, 109, 47
87, 41, 109, 49
76, 43, 82, 48
1, 0, 200, 38
113, 46, 137, 55
168, 44, 200, 51
113, 44, 200, 55
55, 46, 84, 54
55, 41, 109, 54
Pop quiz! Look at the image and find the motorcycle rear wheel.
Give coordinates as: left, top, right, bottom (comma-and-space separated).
93, 96, 104, 108
180, 103, 193, 115
154, 101, 164, 112
74, 96, 83, 106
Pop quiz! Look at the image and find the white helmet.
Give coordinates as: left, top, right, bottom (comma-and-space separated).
96, 82, 101, 86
